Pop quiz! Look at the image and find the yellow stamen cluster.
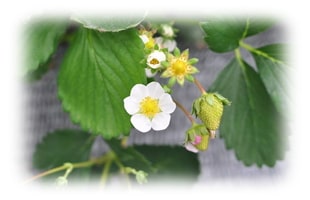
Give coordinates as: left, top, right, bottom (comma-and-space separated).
139, 96, 161, 118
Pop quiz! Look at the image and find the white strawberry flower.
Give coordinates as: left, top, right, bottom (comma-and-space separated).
147, 50, 166, 69
155, 37, 177, 52
124, 82, 176, 133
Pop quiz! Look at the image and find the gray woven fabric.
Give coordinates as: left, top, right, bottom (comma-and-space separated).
24, 24, 287, 185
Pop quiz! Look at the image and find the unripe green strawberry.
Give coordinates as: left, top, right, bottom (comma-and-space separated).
194, 134, 209, 151
192, 93, 231, 131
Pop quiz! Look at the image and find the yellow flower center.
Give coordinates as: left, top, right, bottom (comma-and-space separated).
145, 37, 155, 49
140, 96, 161, 118
150, 58, 159, 65
171, 59, 188, 76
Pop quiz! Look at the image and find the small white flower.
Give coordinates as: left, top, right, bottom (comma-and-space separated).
147, 50, 166, 69
155, 37, 177, 52
124, 82, 176, 133
162, 24, 174, 37
145, 68, 157, 78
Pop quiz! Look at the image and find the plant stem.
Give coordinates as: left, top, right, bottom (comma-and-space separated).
100, 159, 112, 187
24, 155, 109, 184
173, 99, 195, 124
194, 78, 206, 94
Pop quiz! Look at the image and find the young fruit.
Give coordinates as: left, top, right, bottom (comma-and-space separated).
192, 93, 231, 131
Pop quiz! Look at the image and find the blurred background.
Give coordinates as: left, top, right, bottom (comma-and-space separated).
23, 21, 287, 186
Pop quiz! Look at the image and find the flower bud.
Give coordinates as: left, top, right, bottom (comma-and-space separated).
185, 124, 210, 152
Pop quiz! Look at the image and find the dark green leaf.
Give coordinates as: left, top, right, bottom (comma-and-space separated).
200, 18, 246, 52
251, 44, 287, 112
23, 18, 67, 79
134, 145, 200, 182
58, 28, 146, 138
245, 18, 274, 37
33, 129, 95, 170
72, 14, 145, 32
106, 139, 154, 173
200, 18, 274, 53
106, 140, 199, 182
210, 59, 285, 167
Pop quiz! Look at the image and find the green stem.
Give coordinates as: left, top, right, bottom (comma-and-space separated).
234, 48, 245, 70
113, 154, 132, 188
24, 154, 109, 184
239, 40, 284, 65
173, 99, 195, 124
100, 158, 112, 187
194, 78, 207, 94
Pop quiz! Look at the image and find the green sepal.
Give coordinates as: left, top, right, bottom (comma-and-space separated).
214, 92, 231, 105
161, 60, 170, 68
185, 74, 195, 82
192, 98, 201, 117
205, 94, 214, 106
173, 47, 181, 57
188, 58, 199, 65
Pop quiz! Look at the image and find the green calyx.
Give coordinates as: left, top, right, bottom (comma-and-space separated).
192, 93, 231, 130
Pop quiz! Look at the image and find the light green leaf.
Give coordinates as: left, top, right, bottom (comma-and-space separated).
200, 18, 246, 52
33, 129, 95, 170
210, 59, 285, 167
71, 13, 146, 32
23, 18, 67, 79
58, 27, 146, 139
251, 44, 287, 112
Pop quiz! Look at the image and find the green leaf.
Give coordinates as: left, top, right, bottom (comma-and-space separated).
245, 18, 274, 37
251, 44, 287, 112
58, 27, 146, 139
200, 18, 246, 52
33, 129, 95, 170
23, 18, 67, 79
210, 59, 285, 167
107, 140, 199, 182
71, 13, 145, 32
106, 139, 154, 173
200, 18, 273, 53
134, 145, 200, 181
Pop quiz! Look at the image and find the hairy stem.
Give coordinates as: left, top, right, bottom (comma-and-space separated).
194, 78, 206, 94
174, 99, 195, 124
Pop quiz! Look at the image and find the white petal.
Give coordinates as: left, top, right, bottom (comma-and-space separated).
147, 82, 165, 99
159, 93, 176, 114
139, 35, 149, 44
131, 114, 152, 133
145, 68, 157, 78
185, 143, 199, 153
151, 112, 171, 131
163, 40, 177, 52
130, 84, 149, 102
123, 97, 139, 115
